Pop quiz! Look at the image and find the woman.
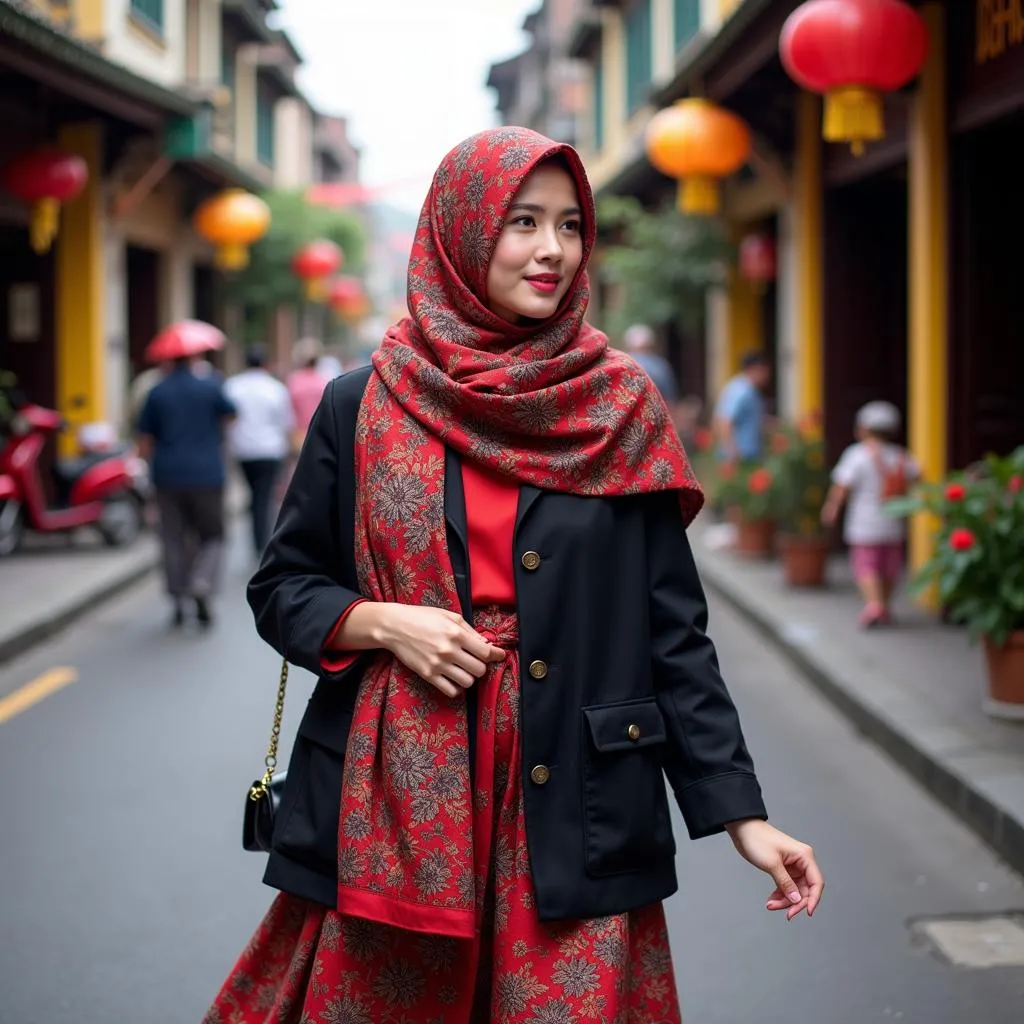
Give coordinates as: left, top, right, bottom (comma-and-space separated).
205, 127, 823, 1023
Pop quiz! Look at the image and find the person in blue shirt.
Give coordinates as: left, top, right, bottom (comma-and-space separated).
713, 350, 771, 465
138, 356, 236, 628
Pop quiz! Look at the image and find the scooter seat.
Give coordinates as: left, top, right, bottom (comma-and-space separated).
53, 445, 130, 484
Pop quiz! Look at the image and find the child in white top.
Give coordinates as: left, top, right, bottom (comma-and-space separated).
821, 401, 921, 628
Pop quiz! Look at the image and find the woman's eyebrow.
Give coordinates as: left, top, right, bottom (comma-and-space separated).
508, 202, 582, 216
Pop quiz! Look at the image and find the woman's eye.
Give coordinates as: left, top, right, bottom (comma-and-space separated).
562, 219, 581, 233
511, 215, 535, 228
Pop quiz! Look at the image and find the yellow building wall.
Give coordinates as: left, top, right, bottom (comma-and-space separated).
56, 123, 107, 455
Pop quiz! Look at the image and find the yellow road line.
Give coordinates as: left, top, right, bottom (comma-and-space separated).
0, 667, 78, 724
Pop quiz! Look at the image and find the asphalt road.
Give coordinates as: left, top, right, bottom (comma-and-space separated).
1, 527, 1022, 1023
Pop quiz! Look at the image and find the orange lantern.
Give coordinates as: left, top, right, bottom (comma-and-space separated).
193, 188, 271, 270
780, 0, 928, 155
328, 276, 369, 322
645, 98, 752, 216
2, 148, 88, 254
292, 239, 344, 302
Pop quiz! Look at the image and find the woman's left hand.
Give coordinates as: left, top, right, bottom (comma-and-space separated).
724, 819, 824, 921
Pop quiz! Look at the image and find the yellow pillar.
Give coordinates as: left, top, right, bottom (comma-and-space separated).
56, 123, 106, 456
793, 91, 824, 418
726, 266, 763, 375
908, 3, 949, 575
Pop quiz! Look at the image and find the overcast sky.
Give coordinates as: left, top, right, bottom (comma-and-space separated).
276, 0, 539, 213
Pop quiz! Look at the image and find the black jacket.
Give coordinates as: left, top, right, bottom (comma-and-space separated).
247, 365, 767, 922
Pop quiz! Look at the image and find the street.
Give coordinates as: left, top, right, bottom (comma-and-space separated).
0, 527, 1022, 1024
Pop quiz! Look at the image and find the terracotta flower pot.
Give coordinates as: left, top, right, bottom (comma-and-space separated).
983, 631, 1024, 720
735, 517, 774, 559
780, 533, 830, 587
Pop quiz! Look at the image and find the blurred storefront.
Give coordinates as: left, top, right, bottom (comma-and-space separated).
551, 0, 1021, 567
0, 0, 338, 449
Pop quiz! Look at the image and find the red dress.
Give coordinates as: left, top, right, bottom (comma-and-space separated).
203, 464, 682, 1023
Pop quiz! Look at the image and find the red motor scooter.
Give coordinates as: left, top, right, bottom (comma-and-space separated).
0, 391, 145, 557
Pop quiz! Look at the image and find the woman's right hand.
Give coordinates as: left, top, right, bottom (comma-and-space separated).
375, 604, 506, 699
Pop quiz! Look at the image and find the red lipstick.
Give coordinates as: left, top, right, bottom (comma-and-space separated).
525, 273, 561, 294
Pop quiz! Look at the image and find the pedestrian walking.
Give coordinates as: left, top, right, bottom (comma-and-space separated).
713, 349, 772, 465
821, 400, 921, 628
204, 127, 823, 1024
286, 337, 331, 449
622, 322, 679, 403
138, 356, 235, 629
224, 347, 295, 557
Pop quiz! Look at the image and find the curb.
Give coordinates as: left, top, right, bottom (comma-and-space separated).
0, 554, 159, 668
697, 555, 1024, 880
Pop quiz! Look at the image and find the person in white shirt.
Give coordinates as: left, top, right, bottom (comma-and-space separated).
224, 347, 295, 556
821, 401, 921, 628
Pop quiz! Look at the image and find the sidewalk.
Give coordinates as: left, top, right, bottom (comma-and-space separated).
0, 530, 161, 666
0, 475, 247, 667
691, 517, 1024, 878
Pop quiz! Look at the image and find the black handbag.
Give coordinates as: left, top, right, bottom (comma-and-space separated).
242, 658, 290, 853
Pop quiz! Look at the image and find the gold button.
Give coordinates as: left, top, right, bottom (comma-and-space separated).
528, 660, 548, 680
521, 550, 541, 571
627, 723, 641, 742
530, 764, 551, 785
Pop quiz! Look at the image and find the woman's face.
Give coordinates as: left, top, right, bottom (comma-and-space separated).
485, 162, 584, 324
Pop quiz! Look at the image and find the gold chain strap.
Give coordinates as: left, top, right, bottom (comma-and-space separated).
248, 658, 289, 802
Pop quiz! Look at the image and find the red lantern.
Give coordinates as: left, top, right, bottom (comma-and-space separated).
780, 0, 928, 155
2, 147, 88, 254
327, 276, 368, 322
292, 240, 344, 301
739, 234, 776, 285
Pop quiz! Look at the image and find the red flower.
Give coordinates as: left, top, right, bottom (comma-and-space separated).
771, 433, 789, 453
694, 427, 713, 452
949, 528, 975, 552
719, 462, 736, 481
749, 468, 773, 494
945, 483, 966, 501
1009, 476, 1023, 494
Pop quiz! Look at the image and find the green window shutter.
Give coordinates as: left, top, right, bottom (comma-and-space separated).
674, 0, 700, 51
257, 88, 275, 167
593, 55, 605, 151
130, 0, 164, 32
625, 0, 653, 115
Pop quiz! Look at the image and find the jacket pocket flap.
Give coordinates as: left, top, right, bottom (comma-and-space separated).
584, 699, 667, 753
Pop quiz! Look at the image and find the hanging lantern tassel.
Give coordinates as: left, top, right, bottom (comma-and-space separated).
823, 86, 884, 156
306, 278, 328, 303
215, 243, 249, 272
29, 197, 61, 254
678, 176, 720, 216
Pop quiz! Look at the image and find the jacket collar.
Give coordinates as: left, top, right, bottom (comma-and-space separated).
443, 449, 544, 553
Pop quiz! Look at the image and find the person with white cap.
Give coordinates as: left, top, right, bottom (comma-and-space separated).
821, 400, 921, 628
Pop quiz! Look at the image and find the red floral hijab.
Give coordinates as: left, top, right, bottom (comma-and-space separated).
372, 126, 704, 509
337, 129, 702, 938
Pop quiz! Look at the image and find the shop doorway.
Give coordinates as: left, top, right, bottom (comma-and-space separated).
950, 111, 1024, 466
823, 173, 909, 466
126, 245, 161, 380
0, 225, 55, 408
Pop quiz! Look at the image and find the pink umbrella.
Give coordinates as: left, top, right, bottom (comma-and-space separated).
144, 320, 226, 363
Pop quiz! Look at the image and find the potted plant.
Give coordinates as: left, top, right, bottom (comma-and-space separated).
887, 446, 1024, 719
768, 422, 832, 587
724, 461, 778, 558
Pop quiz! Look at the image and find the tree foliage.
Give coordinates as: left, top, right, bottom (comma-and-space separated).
597, 196, 734, 336
221, 190, 367, 343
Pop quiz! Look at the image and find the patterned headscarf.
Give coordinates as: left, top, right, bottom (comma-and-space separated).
337, 129, 702, 938
371, 126, 704, 509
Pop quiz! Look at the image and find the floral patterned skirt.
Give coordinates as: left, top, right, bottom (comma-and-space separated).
203, 610, 682, 1023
